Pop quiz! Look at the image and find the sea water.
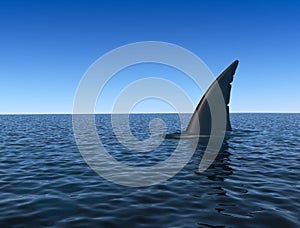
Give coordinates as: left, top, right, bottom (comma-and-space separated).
0, 114, 299, 227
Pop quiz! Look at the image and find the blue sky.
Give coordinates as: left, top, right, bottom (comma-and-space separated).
1, 0, 300, 113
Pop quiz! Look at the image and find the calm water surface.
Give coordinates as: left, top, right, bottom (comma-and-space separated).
0, 114, 299, 227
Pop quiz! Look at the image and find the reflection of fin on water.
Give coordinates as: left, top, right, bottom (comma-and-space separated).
166, 60, 239, 139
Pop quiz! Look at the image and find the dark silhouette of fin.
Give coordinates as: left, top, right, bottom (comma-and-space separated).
184, 60, 239, 136
165, 60, 238, 139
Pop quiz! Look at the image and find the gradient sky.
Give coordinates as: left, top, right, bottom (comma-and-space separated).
1, 0, 300, 114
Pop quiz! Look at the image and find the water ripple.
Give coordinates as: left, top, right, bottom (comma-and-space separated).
0, 114, 299, 227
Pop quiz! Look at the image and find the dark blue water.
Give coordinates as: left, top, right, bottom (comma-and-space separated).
0, 114, 299, 227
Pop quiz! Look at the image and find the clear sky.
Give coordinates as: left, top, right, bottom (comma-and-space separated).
1, 0, 300, 114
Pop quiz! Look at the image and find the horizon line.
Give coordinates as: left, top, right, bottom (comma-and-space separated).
1, 111, 300, 115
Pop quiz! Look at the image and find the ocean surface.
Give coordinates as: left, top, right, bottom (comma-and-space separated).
0, 113, 299, 227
